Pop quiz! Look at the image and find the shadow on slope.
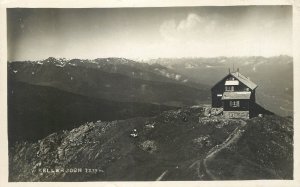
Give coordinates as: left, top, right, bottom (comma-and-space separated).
8, 81, 175, 143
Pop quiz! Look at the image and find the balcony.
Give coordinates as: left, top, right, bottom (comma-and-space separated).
225, 80, 239, 86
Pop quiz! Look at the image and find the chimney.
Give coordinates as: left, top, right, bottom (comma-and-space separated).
228, 68, 231, 74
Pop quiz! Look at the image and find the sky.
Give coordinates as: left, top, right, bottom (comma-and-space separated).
7, 6, 292, 61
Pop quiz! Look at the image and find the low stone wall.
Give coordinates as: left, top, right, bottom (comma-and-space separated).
211, 108, 223, 116
223, 111, 249, 119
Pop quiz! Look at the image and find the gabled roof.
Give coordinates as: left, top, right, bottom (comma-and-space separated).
230, 72, 257, 90
211, 71, 257, 90
221, 91, 251, 100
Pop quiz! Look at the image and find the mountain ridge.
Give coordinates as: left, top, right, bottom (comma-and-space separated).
9, 56, 292, 116
8, 58, 210, 107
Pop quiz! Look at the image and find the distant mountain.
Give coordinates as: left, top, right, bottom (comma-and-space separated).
9, 106, 292, 181
8, 81, 175, 142
147, 56, 293, 116
8, 57, 210, 107
10, 57, 203, 88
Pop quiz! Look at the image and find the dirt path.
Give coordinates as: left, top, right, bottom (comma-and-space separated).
156, 170, 168, 181
202, 119, 247, 180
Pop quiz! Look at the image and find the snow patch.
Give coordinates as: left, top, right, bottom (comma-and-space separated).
56, 64, 65, 67
155, 68, 168, 77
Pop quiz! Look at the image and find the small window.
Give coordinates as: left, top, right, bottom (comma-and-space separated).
230, 101, 240, 107
245, 88, 249, 91
225, 86, 234, 91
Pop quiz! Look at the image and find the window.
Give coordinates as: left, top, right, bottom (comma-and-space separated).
245, 88, 249, 91
225, 86, 234, 91
230, 100, 240, 107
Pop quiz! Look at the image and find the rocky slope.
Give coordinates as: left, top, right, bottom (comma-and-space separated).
9, 106, 293, 181
204, 115, 293, 180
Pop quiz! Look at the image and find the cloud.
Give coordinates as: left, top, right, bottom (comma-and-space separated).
159, 13, 217, 42
157, 11, 292, 58
177, 13, 204, 31
8, 7, 292, 60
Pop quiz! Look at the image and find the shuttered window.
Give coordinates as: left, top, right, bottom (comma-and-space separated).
225, 86, 234, 91
230, 100, 240, 107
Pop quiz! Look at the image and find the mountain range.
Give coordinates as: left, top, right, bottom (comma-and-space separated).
9, 57, 210, 106
8, 57, 209, 142
8, 56, 293, 142
147, 55, 293, 116
7, 56, 294, 181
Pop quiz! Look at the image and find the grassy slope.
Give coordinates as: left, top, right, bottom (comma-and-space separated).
9, 107, 293, 181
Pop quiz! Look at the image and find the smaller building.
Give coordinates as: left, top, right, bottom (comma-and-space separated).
211, 70, 258, 119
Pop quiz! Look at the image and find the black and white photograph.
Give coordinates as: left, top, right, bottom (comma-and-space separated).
4, 3, 296, 183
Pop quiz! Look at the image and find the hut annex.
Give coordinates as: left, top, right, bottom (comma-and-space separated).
211, 69, 258, 119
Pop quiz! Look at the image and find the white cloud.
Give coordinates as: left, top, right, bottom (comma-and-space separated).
177, 13, 203, 31
159, 13, 217, 43
157, 12, 292, 58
